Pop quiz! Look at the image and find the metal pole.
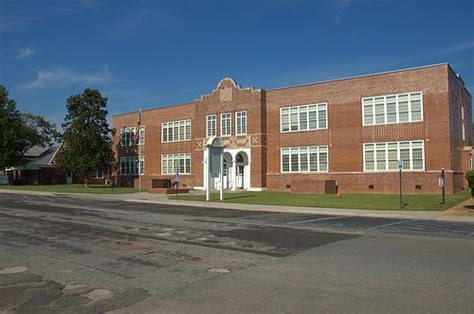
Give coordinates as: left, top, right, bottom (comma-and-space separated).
219, 151, 224, 201
399, 168, 403, 209
441, 168, 445, 204
206, 149, 210, 202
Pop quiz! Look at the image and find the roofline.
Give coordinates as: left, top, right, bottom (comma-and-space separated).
447, 63, 472, 98
113, 101, 195, 118
267, 62, 449, 92
113, 62, 471, 115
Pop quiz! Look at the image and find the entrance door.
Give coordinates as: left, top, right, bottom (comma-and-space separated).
236, 165, 244, 189
66, 173, 73, 184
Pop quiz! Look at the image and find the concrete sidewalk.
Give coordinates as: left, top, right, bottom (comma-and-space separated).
2, 188, 474, 223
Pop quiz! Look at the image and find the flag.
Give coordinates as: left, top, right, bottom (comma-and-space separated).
132, 109, 142, 141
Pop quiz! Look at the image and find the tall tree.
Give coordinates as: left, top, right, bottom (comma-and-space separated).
0, 85, 59, 169
55, 88, 115, 186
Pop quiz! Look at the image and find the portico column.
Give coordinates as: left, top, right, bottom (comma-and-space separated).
231, 157, 237, 191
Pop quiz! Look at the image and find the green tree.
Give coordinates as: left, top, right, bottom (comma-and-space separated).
55, 88, 115, 186
0, 85, 59, 169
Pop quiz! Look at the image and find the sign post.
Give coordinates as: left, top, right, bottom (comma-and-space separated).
439, 168, 445, 204
206, 137, 225, 202
397, 160, 403, 209
174, 166, 180, 196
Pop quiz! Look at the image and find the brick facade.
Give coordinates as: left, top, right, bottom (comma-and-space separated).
113, 63, 472, 194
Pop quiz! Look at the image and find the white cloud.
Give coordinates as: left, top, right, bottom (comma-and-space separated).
16, 47, 35, 59
23, 68, 112, 89
430, 41, 474, 57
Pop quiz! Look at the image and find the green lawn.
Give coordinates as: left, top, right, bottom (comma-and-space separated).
0, 184, 138, 194
170, 190, 470, 211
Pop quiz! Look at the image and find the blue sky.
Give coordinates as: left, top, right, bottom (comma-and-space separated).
1, 0, 473, 128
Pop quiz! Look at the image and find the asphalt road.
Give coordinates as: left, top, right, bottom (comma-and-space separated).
0, 192, 473, 313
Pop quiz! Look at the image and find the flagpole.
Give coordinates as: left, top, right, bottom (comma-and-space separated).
139, 140, 142, 192
139, 109, 142, 192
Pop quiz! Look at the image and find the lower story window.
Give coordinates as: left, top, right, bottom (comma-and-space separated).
120, 156, 145, 175
281, 146, 328, 173
94, 169, 103, 179
364, 140, 424, 171
162, 153, 191, 174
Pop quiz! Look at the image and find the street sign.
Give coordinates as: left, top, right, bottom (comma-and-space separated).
438, 177, 444, 187
209, 147, 223, 178
397, 160, 404, 170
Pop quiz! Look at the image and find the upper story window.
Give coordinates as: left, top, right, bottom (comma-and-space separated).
121, 127, 145, 146
162, 120, 191, 143
280, 103, 327, 133
362, 92, 422, 126
281, 146, 328, 173
207, 114, 216, 137
221, 113, 232, 136
363, 140, 424, 171
236, 111, 247, 135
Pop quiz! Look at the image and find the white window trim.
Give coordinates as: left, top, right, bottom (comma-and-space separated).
235, 111, 247, 135
161, 119, 191, 143
161, 153, 191, 175
206, 114, 217, 138
119, 156, 145, 176
362, 91, 424, 127
280, 145, 329, 173
280, 103, 328, 133
220, 112, 232, 137
94, 168, 104, 179
120, 126, 145, 146
363, 140, 425, 172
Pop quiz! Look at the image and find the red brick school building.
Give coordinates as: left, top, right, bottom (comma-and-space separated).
113, 63, 472, 194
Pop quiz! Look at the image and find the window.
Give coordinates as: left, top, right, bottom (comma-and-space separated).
236, 111, 247, 135
221, 113, 231, 136
161, 153, 191, 174
119, 156, 145, 175
162, 120, 191, 143
120, 127, 145, 146
94, 169, 103, 179
362, 92, 423, 126
280, 103, 327, 132
281, 146, 328, 173
363, 140, 424, 171
207, 114, 216, 137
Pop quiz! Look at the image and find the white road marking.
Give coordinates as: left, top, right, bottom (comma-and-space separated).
287, 216, 349, 225
368, 219, 414, 230
0, 266, 28, 274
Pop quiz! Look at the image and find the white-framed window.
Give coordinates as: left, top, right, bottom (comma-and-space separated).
119, 156, 145, 175
362, 92, 423, 126
281, 146, 328, 173
280, 103, 327, 133
207, 114, 216, 137
221, 113, 231, 136
94, 169, 104, 179
161, 153, 191, 174
236, 111, 247, 135
120, 126, 145, 146
363, 140, 424, 171
162, 120, 191, 143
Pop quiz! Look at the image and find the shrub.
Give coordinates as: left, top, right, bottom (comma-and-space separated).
465, 170, 474, 197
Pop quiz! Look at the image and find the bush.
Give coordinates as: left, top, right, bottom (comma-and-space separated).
465, 170, 474, 197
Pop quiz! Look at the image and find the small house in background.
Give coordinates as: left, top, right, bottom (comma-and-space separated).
5, 145, 107, 185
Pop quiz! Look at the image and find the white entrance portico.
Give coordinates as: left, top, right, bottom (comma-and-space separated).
204, 146, 251, 191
